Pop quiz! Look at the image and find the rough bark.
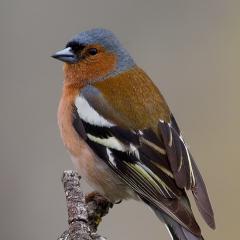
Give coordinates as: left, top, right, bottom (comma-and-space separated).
58, 170, 112, 240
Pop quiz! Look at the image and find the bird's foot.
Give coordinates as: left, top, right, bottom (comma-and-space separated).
85, 191, 113, 232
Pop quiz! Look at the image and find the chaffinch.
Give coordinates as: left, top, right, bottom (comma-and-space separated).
52, 28, 215, 240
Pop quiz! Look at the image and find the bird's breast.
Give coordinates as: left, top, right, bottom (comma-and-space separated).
58, 90, 84, 156
58, 88, 136, 202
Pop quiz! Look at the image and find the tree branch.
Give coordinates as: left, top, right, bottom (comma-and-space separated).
58, 170, 112, 240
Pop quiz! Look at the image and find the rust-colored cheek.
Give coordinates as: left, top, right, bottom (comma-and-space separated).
63, 52, 117, 88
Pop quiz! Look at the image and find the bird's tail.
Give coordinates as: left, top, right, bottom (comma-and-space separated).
153, 208, 204, 240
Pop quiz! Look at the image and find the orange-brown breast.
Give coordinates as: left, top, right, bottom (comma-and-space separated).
93, 66, 170, 131
58, 80, 134, 201
57, 85, 85, 156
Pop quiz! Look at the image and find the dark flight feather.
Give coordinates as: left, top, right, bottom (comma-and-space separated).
190, 154, 215, 229
154, 208, 204, 240
86, 139, 201, 236
159, 115, 215, 229
158, 120, 191, 189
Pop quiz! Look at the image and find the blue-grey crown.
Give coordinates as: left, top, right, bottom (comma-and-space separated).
69, 28, 135, 74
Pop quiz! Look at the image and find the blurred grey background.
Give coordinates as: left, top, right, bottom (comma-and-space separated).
0, 0, 239, 239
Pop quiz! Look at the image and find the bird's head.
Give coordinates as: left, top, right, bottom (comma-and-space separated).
52, 28, 135, 87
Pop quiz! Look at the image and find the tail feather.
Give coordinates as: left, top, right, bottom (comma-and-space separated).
153, 208, 204, 240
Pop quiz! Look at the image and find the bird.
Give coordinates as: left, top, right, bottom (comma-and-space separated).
52, 28, 215, 240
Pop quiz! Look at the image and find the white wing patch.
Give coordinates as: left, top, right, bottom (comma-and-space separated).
129, 144, 140, 159
106, 148, 116, 167
87, 134, 126, 151
75, 95, 115, 127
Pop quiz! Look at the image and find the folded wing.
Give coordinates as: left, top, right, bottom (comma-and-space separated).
159, 115, 215, 229
72, 87, 215, 235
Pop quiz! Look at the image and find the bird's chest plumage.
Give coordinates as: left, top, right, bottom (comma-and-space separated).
58, 90, 135, 201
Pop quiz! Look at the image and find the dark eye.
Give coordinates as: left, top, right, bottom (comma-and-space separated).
88, 48, 98, 56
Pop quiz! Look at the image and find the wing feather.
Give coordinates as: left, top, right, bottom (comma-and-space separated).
87, 139, 201, 236
159, 115, 215, 229
73, 87, 215, 234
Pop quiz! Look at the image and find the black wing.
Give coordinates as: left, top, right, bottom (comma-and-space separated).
72, 86, 215, 234
159, 115, 215, 229
79, 118, 201, 235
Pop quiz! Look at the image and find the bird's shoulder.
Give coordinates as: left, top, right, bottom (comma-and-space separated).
89, 66, 171, 130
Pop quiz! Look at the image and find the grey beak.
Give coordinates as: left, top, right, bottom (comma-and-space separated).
51, 47, 79, 63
